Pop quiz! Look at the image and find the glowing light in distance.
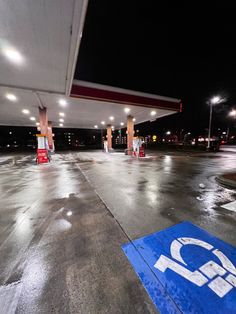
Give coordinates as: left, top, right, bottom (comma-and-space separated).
59, 118, 64, 122
22, 109, 30, 114
6, 93, 17, 101
101, 121, 105, 125
120, 122, 124, 126
2, 48, 24, 65
229, 110, 236, 117
166, 131, 171, 135
59, 112, 65, 117
124, 107, 130, 113
59, 123, 63, 127
150, 110, 156, 116
133, 118, 136, 122
59, 99, 67, 107
211, 96, 220, 104
94, 125, 98, 128
109, 116, 114, 121
67, 211, 72, 216
30, 117, 36, 121
36, 122, 40, 126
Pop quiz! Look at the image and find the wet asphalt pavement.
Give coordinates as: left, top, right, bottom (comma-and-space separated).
0, 153, 156, 314
76, 148, 236, 243
0, 148, 236, 313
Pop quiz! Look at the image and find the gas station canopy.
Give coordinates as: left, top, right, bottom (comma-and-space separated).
0, 0, 181, 129
0, 80, 181, 128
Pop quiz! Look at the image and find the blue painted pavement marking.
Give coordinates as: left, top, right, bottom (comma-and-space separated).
122, 221, 236, 314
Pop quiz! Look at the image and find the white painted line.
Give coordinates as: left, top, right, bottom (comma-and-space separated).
178, 237, 213, 250
226, 274, 236, 287
208, 276, 233, 298
199, 260, 226, 279
221, 200, 236, 212
213, 249, 236, 275
170, 239, 187, 265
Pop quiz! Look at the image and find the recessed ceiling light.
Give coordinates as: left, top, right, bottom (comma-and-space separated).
22, 109, 30, 114
133, 118, 136, 122
150, 110, 156, 116
30, 117, 36, 121
120, 122, 124, 126
101, 121, 105, 125
111, 125, 114, 129
59, 123, 63, 127
109, 116, 114, 121
59, 99, 67, 107
59, 118, 64, 122
36, 122, 40, 126
59, 112, 65, 117
3, 48, 24, 65
94, 125, 98, 128
6, 93, 17, 101
124, 107, 130, 113
67, 211, 72, 216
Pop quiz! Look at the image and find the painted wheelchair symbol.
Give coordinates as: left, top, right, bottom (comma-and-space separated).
154, 237, 236, 297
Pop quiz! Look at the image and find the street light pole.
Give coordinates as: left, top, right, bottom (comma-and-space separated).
207, 103, 213, 149
226, 126, 230, 143
228, 109, 236, 143
207, 96, 222, 150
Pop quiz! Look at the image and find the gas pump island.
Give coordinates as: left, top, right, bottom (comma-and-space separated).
36, 134, 50, 164
35, 107, 54, 164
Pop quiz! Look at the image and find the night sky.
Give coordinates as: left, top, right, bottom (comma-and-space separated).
75, 1, 236, 135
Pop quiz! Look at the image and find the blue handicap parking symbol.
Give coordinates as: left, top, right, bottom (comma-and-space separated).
122, 222, 236, 314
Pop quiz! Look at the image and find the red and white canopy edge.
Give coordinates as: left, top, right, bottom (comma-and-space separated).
71, 80, 181, 112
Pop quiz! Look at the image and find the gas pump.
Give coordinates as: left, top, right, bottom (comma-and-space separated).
133, 137, 145, 157
36, 134, 50, 164
103, 140, 108, 153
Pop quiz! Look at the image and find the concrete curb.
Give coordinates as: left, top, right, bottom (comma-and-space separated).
216, 175, 236, 190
